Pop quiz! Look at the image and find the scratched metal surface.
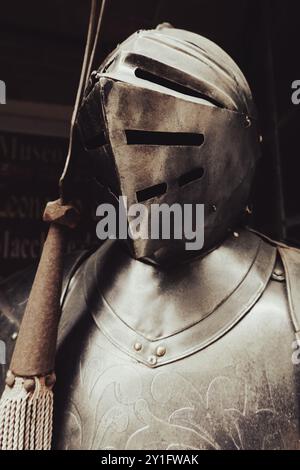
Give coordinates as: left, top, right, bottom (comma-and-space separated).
52, 233, 300, 450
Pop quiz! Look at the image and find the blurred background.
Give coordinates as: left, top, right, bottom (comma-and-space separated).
0, 0, 299, 278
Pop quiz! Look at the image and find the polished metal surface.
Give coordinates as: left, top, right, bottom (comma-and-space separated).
77, 26, 261, 262
54, 305, 300, 450
1, 231, 300, 449
74, 230, 275, 366
49, 230, 300, 450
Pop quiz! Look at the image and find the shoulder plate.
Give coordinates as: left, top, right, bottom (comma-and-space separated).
278, 244, 300, 338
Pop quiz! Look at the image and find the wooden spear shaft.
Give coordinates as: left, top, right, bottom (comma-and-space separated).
9, 202, 79, 379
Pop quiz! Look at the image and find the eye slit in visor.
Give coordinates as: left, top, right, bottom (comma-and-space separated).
84, 131, 107, 150
136, 182, 167, 202
134, 68, 224, 108
125, 130, 204, 147
178, 167, 205, 187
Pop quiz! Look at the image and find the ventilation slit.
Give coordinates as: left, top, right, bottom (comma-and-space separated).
178, 168, 205, 187
136, 183, 167, 202
84, 131, 106, 150
135, 68, 224, 108
126, 130, 204, 147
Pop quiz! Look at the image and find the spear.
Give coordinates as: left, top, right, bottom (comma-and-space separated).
0, 0, 107, 450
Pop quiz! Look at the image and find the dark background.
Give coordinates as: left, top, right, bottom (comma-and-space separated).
0, 0, 300, 277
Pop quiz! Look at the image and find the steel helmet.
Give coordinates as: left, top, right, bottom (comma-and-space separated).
77, 25, 261, 263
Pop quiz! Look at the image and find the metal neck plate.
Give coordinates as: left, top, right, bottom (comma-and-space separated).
76, 230, 276, 368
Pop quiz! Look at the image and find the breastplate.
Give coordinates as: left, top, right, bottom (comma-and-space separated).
52, 231, 300, 450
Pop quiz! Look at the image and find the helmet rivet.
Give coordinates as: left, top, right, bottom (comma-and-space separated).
233, 231, 240, 239
156, 346, 166, 357
91, 70, 98, 78
148, 355, 157, 366
134, 342, 143, 352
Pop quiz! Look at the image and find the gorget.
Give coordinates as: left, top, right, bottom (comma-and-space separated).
58, 229, 276, 367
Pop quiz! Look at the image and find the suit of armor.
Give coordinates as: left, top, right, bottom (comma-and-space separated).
1, 229, 300, 449
1, 25, 300, 450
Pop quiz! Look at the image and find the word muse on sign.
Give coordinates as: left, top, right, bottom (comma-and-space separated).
0, 132, 67, 165
292, 80, 300, 105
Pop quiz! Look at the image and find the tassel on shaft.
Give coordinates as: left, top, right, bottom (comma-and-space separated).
0, 376, 54, 450
0, 200, 79, 450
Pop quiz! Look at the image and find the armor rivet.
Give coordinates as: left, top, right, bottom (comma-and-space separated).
259, 135, 263, 143
233, 232, 240, 239
245, 206, 253, 215
212, 205, 217, 212
156, 346, 166, 357
148, 355, 157, 366
272, 269, 285, 282
134, 342, 143, 352
11, 332, 18, 341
